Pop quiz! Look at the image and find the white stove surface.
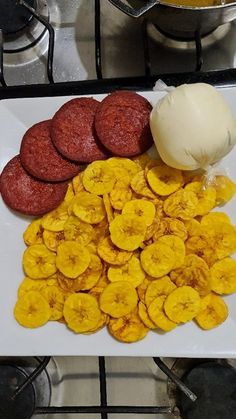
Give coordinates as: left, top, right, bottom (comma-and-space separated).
3, 0, 236, 86
44, 356, 174, 419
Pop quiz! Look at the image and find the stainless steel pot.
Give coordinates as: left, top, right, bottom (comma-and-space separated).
108, 0, 236, 39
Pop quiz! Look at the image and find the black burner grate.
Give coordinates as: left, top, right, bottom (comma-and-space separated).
0, 0, 36, 35
4, 356, 236, 418
8, 357, 193, 417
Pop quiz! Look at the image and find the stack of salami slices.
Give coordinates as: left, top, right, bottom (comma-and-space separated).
0, 91, 153, 216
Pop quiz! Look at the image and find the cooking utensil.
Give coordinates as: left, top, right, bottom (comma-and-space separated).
108, 0, 236, 39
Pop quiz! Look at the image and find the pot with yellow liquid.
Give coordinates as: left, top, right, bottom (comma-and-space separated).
108, 0, 236, 39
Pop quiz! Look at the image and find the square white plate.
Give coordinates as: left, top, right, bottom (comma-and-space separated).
1, 88, 236, 357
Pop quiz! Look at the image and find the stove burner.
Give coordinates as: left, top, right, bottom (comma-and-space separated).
2, 0, 49, 55
0, 357, 51, 419
179, 361, 236, 419
0, 365, 35, 419
0, 0, 36, 35
147, 22, 231, 51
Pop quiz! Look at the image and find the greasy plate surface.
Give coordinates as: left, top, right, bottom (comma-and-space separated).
1, 89, 236, 357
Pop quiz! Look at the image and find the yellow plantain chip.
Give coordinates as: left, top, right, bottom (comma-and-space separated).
107, 157, 139, 179
56, 271, 78, 293
163, 189, 198, 220
93, 219, 109, 245
157, 235, 185, 269
145, 276, 177, 307
148, 296, 177, 332
41, 202, 68, 232
140, 242, 175, 278
132, 153, 152, 170
201, 212, 231, 226
195, 293, 228, 330
23, 218, 44, 246
82, 160, 115, 195
103, 193, 114, 223
72, 172, 85, 194
144, 215, 160, 241
45, 275, 58, 287
87, 241, 98, 255
182, 169, 204, 184
131, 170, 156, 199
138, 301, 157, 329
164, 286, 201, 323
109, 181, 133, 210
109, 214, 147, 251
213, 175, 236, 205
18, 155, 236, 342
144, 159, 162, 178
147, 165, 183, 196
89, 272, 110, 300
23, 244, 57, 279
63, 293, 102, 333
153, 217, 187, 242
67, 196, 77, 216
185, 234, 217, 267
43, 230, 65, 252
82, 312, 109, 334
210, 258, 236, 294
63, 182, 75, 203
17, 277, 49, 299
184, 218, 202, 237
170, 254, 211, 297
108, 310, 148, 343
208, 222, 236, 260
137, 277, 152, 304
100, 281, 138, 318
107, 255, 145, 288
73, 254, 103, 291
42, 285, 65, 320
72, 191, 106, 224
56, 241, 90, 278
122, 199, 156, 227
185, 181, 216, 216
14, 291, 51, 328
64, 215, 94, 245
97, 236, 132, 265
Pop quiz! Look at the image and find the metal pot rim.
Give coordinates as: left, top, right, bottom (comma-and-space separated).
158, 1, 236, 10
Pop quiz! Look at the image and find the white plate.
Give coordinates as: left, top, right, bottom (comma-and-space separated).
1, 88, 236, 357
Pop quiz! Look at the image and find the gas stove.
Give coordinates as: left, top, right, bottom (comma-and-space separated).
1, 356, 236, 419
1, 0, 236, 91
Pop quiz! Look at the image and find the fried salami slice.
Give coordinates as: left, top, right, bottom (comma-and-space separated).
51, 98, 108, 162
0, 155, 68, 216
20, 120, 81, 182
95, 91, 153, 157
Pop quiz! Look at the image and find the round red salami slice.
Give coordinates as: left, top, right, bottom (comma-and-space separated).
51, 98, 109, 162
95, 91, 153, 157
0, 156, 68, 216
20, 120, 81, 182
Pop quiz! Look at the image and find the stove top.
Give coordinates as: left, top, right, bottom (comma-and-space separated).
1, 0, 236, 88
0, 356, 235, 419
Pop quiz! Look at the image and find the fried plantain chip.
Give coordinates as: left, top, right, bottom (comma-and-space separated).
164, 286, 201, 323
100, 281, 138, 318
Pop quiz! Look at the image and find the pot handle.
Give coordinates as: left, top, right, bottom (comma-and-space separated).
108, 0, 160, 18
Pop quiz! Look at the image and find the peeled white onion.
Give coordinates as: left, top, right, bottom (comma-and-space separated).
150, 83, 236, 170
